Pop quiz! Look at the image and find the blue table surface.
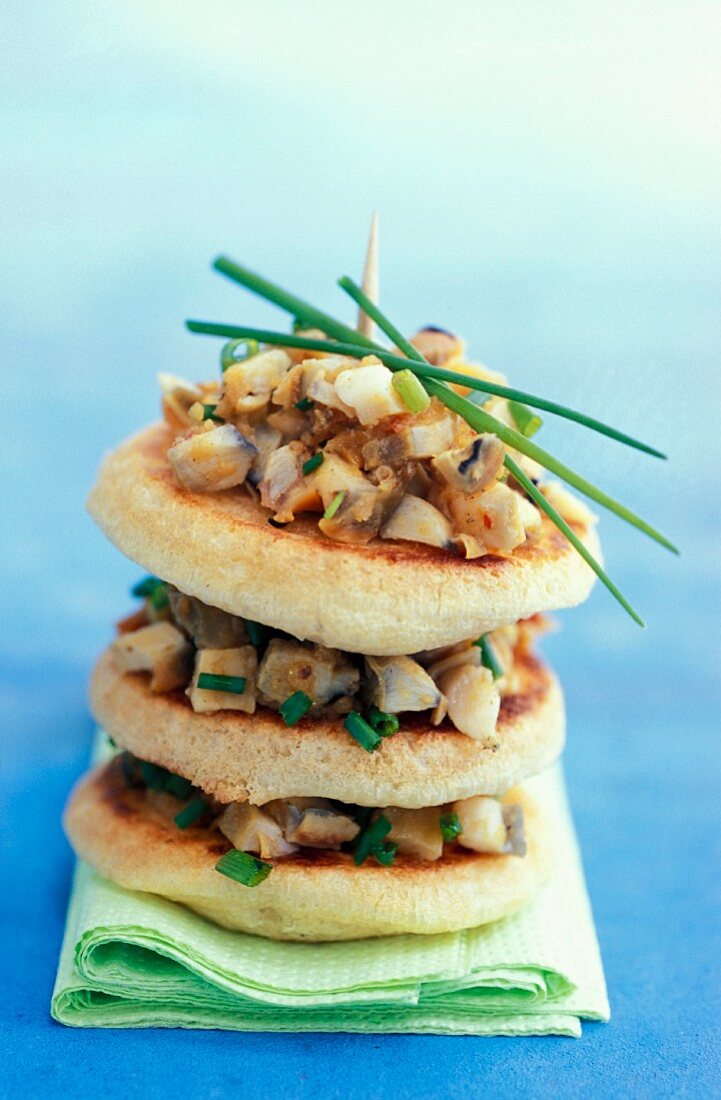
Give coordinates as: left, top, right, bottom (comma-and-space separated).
2, 4, 720, 1096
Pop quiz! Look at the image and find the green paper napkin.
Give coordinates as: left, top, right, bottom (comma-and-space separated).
52, 737, 609, 1036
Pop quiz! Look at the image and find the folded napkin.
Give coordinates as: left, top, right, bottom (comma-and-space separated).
52, 738, 609, 1036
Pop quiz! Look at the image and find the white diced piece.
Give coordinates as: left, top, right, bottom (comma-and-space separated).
335, 362, 406, 424
452, 795, 509, 853
111, 622, 192, 693
186, 646, 258, 714
383, 806, 444, 861
380, 495, 453, 550
167, 424, 257, 492
219, 349, 292, 415
435, 664, 500, 740
400, 416, 455, 458
446, 481, 526, 553
218, 802, 296, 859
365, 655, 441, 713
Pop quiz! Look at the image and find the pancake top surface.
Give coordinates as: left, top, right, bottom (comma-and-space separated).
88, 422, 600, 653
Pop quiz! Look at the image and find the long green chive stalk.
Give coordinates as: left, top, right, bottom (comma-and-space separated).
336, 280, 656, 624
186, 321, 666, 458
186, 255, 676, 624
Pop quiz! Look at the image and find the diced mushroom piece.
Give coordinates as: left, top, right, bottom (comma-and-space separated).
168, 424, 257, 493
400, 416, 455, 458
382, 807, 444, 861
314, 454, 398, 544
186, 646, 258, 714
218, 802, 297, 859
425, 643, 480, 682
450, 531, 487, 560
409, 327, 464, 366
364, 655, 442, 714
444, 481, 526, 554
257, 639, 359, 710
167, 587, 247, 649
266, 798, 360, 849
301, 356, 358, 413
432, 434, 505, 494
335, 362, 406, 425
216, 349, 292, 417
541, 480, 597, 527
380, 495, 453, 550
452, 796, 526, 856
435, 664, 500, 741
112, 622, 192, 693
266, 407, 307, 439
259, 442, 318, 521
158, 373, 205, 430
247, 423, 283, 485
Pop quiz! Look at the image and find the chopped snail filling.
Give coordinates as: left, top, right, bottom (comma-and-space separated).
160, 329, 596, 559
112, 579, 549, 746
118, 750, 527, 889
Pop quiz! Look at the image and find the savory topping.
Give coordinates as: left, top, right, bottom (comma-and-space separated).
166, 586, 248, 649
215, 850, 273, 888
335, 360, 406, 423
439, 811, 463, 842
167, 423, 257, 492
120, 750, 528, 880
218, 801, 297, 859
116, 578, 546, 742
382, 807, 444, 861
257, 639, 359, 713
431, 434, 505, 494
216, 348, 292, 417
364, 655, 441, 714
380, 495, 453, 550
451, 795, 526, 855
265, 798, 359, 848
343, 711, 383, 753
187, 646, 258, 714
112, 622, 192, 693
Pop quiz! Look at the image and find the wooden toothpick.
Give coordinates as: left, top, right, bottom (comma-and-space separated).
357, 212, 379, 338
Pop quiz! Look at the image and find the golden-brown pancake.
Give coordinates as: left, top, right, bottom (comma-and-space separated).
90, 646, 565, 808
64, 757, 550, 941
87, 423, 601, 655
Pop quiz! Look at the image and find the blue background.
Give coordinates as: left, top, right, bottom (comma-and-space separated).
2, 2, 719, 1096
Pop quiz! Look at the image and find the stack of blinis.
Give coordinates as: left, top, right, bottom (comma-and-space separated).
64, 322, 601, 942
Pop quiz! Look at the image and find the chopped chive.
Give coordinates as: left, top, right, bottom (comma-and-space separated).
174, 797, 208, 830
279, 690, 313, 726
131, 575, 162, 599
150, 582, 169, 611
220, 337, 259, 372
187, 321, 666, 459
439, 812, 463, 842
139, 760, 170, 790
392, 368, 431, 414
215, 849, 272, 888
508, 400, 542, 438
164, 773, 193, 800
243, 619, 273, 648
367, 704, 400, 738
295, 396, 314, 411
202, 403, 224, 423
120, 751, 142, 788
196, 673, 247, 694
302, 452, 324, 476
372, 842, 398, 867
344, 711, 382, 753
353, 814, 396, 866
474, 634, 504, 679
323, 491, 345, 520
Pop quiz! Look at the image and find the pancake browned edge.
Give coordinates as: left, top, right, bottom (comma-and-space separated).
64, 757, 550, 941
90, 647, 565, 808
87, 423, 601, 656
